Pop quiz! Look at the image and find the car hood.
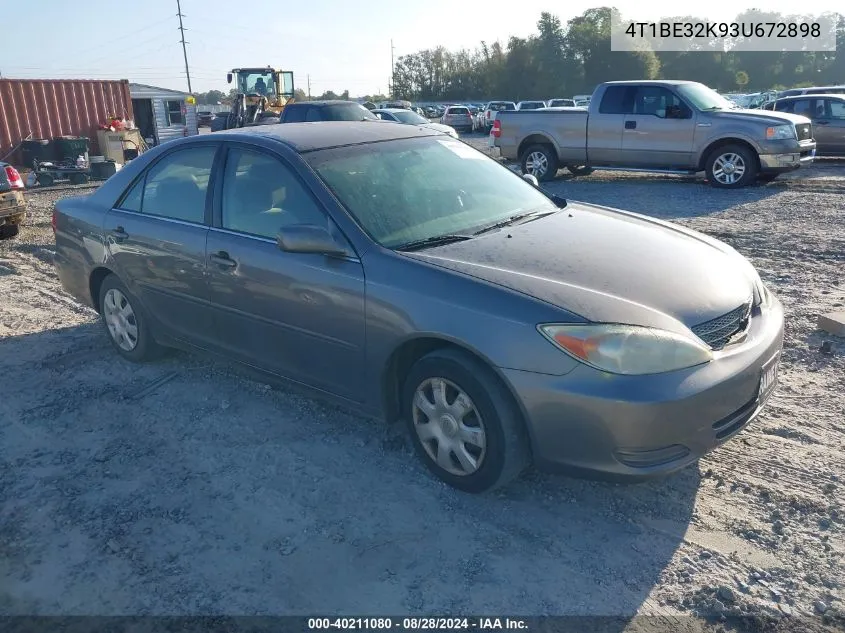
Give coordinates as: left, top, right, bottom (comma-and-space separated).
421, 122, 458, 136
402, 202, 756, 336
716, 108, 810, 126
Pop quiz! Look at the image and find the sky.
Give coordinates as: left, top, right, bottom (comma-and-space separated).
0, 0, 840, 97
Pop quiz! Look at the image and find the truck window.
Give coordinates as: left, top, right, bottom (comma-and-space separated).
598, 86, 635, 114
780, 99, 814, 117
632, 87, 685, 118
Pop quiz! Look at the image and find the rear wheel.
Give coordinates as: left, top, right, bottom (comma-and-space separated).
705, 144, 758, 188
402, 348, 531, 493
520, 144, 559, 182
98, 274, 165, 362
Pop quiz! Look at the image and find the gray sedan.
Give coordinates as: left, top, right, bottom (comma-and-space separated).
53, 122, 783, 493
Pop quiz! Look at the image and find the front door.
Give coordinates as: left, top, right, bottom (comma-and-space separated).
104, 144, 219, 347
620, 85, 697, 168
205, 144, 366, 402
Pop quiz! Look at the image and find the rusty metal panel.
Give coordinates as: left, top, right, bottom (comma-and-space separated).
0, 79, 134, 163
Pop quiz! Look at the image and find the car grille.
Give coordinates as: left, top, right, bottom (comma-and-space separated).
691, 298, 753, 350
795, 123, 812, 141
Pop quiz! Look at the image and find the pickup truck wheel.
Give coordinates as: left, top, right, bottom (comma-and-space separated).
521, 144, 558, 182
566, 165, 594, 176
705, 145, 758, 188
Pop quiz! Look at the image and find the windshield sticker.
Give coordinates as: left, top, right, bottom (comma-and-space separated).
437, 139, 484, 159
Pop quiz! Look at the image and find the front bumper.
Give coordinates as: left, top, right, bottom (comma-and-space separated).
759, 143, 816, 172
501, 294, 785, 480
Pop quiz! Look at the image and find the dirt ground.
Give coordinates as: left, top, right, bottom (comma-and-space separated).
1, 147, 843, 628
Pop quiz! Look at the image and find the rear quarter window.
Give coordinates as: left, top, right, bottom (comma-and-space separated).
599, 86, 635, 114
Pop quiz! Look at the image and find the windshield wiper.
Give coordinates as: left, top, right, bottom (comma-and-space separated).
394, 234, 473, 252
471, 209, 557, 236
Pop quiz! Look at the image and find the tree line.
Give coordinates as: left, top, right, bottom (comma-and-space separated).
389, 8, 845, 101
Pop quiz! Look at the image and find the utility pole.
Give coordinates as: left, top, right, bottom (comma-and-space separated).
307, 74, 311, 99
176, 0, 192, 93
390, 39, 395, 98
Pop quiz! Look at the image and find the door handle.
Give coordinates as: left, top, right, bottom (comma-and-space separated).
110, 226, 128, 243
209, 251, 237, 269
624, 120, 636, 130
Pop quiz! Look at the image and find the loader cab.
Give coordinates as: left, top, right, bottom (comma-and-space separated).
228, 68, 295, 102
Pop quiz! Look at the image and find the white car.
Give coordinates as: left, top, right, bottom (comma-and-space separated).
547, 98, 576, 107
516, 100, 547, 110
482, 101, 516, 132
373, 108, 459, 138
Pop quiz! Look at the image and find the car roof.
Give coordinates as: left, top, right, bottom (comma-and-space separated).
775, 94, 845, 100
288, 100, 362, 107
203, 121, 441, 152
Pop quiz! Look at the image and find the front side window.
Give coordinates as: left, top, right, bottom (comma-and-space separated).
632, 87, 686, 118
139, 146, 216, 223
165, 100, 184, 126
307, 136, 557, 249
221, 147, 326, 239
827, 100, 845, 119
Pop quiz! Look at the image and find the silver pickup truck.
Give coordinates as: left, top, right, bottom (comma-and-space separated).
493, 80, 817, 188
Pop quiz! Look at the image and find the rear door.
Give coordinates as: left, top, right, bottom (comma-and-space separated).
587, 85, 629, 163
620, 85, 697, 167
205, 143, 366, 401
104, 143, 220, 347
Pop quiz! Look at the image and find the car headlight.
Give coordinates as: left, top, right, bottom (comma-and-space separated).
538, 323, 713, 375
765, 124, 795, 140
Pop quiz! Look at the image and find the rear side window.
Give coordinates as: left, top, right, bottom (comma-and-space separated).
283, 105, 308, 122
136, 146, 216, 224
599, 86, 635, 114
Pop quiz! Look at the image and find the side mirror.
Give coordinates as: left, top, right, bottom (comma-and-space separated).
277, 224, 348, 257
522, 173, 540, 187
226, 73, 233, 84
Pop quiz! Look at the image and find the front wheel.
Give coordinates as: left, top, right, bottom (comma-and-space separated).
520, 144, 559, 182
402, 348, 531, 493
705, 144, 758, 188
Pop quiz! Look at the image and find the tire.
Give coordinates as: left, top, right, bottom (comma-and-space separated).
0, 224, 20, 239
566, 165, 594, 176
705, 144, 758, 188
37, 173, 55, 187
401, 348, 531, 493
520, 144, 558, 182
98, 274, 165, 362
68, 172, 89, 185
757, 172, 780, 183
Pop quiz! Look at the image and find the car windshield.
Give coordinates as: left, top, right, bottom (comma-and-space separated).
306, 136, 557, 249
392, 110, 429, 124
676, 83, 738, 111
323, 104, 378, 121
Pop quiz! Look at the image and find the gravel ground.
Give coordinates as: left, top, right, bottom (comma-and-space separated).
1, 151, 844, 628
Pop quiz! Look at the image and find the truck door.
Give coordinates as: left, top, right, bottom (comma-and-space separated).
586, 85, 631, 164
620, 86, 697, 168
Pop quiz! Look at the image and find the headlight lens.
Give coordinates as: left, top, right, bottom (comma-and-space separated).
765, 124, 795, 140
538, 324, 714, 375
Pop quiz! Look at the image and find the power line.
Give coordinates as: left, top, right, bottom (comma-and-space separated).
176, 0, 192, 93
